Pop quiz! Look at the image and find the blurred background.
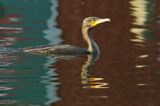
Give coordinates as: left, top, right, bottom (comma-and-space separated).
0, 0, 160, 106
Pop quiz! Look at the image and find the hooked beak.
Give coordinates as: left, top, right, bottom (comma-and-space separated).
97, 18, 111, 24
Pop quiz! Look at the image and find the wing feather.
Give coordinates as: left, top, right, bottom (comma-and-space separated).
24, 44, 88, 55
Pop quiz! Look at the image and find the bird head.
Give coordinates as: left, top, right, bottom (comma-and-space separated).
83, 17, 110, 28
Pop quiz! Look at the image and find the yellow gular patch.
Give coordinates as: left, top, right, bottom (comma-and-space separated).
91, 21, 97, 26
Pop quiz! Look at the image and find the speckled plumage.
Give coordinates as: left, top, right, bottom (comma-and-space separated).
24, 44, 89, 55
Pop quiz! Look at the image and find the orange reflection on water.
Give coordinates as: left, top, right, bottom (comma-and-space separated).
135, 64, 147, 68
137, 83, 148, 86
129, 0, 148, 26
129, 0, 148, 44
130, 28, 146, 43
137, 54, 149, 59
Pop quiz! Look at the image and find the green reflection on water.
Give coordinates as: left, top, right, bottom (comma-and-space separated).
0, 0, 61, 105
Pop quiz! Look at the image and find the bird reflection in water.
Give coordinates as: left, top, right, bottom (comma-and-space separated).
81, 54, 109, 89
48, 53, 109, 90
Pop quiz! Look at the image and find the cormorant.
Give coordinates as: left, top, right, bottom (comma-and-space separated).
23, 17, 110, 55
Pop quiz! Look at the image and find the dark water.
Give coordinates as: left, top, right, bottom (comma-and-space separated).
0, 0, 160, 106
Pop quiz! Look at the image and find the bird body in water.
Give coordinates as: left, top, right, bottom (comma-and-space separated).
23, 17, 110, 55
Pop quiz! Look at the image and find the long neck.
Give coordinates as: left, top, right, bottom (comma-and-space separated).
82, 27, 100, 53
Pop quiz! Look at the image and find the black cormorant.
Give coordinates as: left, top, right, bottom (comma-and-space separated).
23, 17, 110, 55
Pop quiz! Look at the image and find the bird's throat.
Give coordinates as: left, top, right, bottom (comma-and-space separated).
82, 27, 100, 54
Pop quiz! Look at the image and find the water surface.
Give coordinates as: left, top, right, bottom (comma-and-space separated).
0, 0, 160, 106
0, 0, 61, 105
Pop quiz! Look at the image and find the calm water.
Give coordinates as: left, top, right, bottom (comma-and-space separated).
0, 0, 160, 106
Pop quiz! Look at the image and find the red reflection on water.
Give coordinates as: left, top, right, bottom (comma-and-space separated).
0, 86, 13, 91
0, 69, 17, 74
52, 0, 160, 106
0, 14, 22, 24
0, 27, 23, 34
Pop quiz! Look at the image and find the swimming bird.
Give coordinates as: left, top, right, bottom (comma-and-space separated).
23, 17, 110, 55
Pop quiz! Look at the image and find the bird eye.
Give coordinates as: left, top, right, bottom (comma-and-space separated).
92, 19, 96, 22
